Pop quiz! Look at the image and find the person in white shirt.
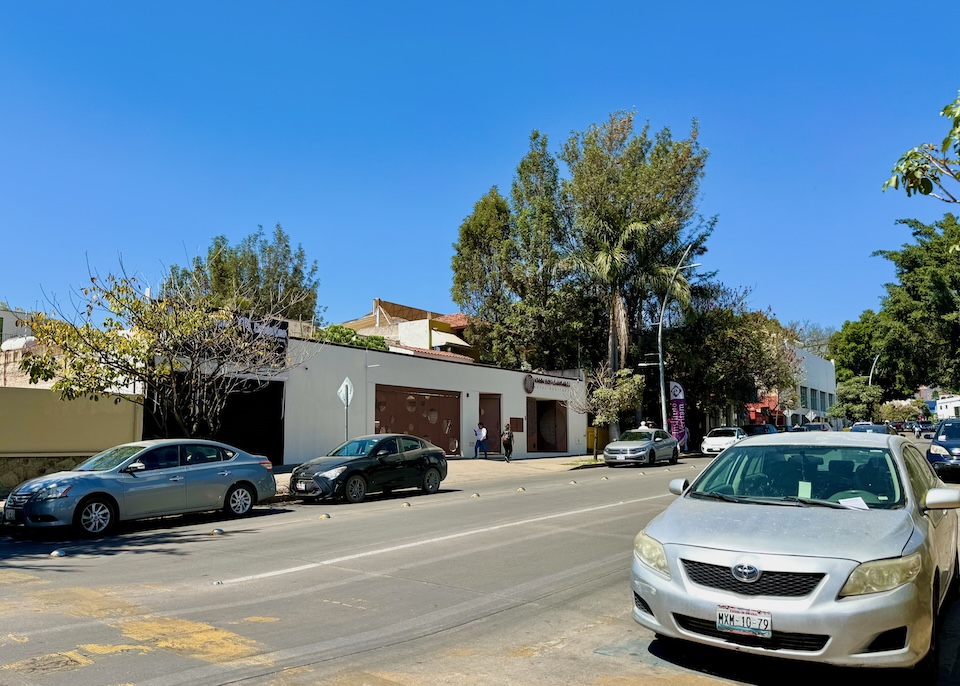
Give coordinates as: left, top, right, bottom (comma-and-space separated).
474, 422, 488, 459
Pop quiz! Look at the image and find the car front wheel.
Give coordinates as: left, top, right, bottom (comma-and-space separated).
647, 451, 656, 467
74, 497, 115, 536
224, 484, 255, 516
669, 449, 679, 465
343, 474, 367, 504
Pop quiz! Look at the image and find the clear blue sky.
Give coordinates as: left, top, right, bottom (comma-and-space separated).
1, 2, 954, 332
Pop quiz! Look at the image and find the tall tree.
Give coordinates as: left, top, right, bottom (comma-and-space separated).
827, 310, 884, 383
828, 376, 883, 424
163, 223, 322, 322
559, 111, 710, 376
873, 215, 960, 391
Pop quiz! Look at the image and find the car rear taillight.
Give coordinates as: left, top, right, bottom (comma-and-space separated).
258, 459, 274, 471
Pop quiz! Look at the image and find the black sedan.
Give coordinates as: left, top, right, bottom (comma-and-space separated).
290, 434, 448, 504
927, 420, 960, 481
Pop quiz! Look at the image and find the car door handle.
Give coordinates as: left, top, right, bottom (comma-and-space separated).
169, 476, 184, 482
217, 471, 230, 476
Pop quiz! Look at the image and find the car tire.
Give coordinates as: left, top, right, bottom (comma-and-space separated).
224, 484, 255, 517
669, 449, 679, 465
74, 496, 115, 536
421, 467, 441, 494
647, 451, 656, 467
343, 474, 367, 504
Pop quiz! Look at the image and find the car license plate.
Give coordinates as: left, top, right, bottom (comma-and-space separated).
295, 481, 307, 491
617, 456, 626, 461
717, 605, 772, 638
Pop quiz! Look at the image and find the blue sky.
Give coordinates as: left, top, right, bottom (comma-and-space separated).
1, 2, 954, 332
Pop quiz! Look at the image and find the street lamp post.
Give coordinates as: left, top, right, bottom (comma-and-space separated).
658, 245, 701, 432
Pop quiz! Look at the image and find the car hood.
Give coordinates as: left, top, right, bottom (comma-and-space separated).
13, 471, 90, 494
295, 456, 357, 477
646, 496, 914, 563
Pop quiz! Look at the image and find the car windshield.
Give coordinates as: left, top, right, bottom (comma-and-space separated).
708, 429, 737, 438
937, 423, 960, 441
851, 425, 886, 433
75, 445, 147, 471
689, 444, 904, 509
619, 430, 653, 442
331, 438, 380, 457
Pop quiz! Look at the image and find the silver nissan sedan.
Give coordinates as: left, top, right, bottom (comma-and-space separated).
2, 439, 276, 535
631, 432, 960, 673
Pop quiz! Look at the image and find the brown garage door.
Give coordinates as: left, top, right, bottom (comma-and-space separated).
375, 385, 462, 455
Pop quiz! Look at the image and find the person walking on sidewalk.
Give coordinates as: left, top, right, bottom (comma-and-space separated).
474, 422, 488, 459
501, 422, 514, 462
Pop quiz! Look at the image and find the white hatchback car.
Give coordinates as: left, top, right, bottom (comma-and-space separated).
700, 427, 745, 455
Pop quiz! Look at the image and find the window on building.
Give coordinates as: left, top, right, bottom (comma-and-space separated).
810, 388, 818, 411
828, 393, 835, 408
820, 391, 827, 411
800, 387, 809, 408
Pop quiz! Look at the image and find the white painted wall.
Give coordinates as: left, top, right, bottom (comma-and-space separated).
936, 395, 960, 420
282, 340, 587, 464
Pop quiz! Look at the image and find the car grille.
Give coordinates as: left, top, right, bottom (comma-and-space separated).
4, 493, 31, 509
673, 614, 828, 651
682, 560, 824, 597
605, 448, 636, 456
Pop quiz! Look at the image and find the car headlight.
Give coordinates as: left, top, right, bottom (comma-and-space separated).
33, 484, 73, 501
839, 553, 922, 597
634, 530, 670, 577
930, 444, 950, 457
319, 466, 347, 480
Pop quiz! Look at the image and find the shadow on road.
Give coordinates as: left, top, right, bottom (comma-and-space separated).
0, 506, 292, 565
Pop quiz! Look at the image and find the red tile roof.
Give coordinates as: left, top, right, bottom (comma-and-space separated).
392, 345, 474, 362
435, 313, 470, 329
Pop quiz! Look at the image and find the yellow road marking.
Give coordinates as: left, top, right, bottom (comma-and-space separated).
119, 617, 265, 664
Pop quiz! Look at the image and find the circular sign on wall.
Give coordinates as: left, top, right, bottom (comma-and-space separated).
523, 374, 535, 394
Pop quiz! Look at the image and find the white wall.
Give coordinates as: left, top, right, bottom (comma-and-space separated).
936, 395, 960, 420
282, 340, 587, 464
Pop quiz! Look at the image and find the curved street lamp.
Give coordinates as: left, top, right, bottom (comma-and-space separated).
658, 245, 701, 432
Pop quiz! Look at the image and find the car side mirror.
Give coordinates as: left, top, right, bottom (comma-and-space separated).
376, 449, 390, 457
668, 478, 690, 495
124, 461, 146, 473
924, 488, 960, 510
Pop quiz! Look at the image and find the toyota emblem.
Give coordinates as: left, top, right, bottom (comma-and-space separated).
732, 563, 761, 583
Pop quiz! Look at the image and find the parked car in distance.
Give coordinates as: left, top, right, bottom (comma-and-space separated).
919, 420, 936, 437
889, 421, 905, 433
927, 419, 960, 482
801, 422, 833, 431
700, 427, 746, 455
290, 434, 447, 504
740, 424, 778, 436
631, 431, 960, 673
850, 423, 899, 435
2, 439, 277, 535
603, 428, 680, 467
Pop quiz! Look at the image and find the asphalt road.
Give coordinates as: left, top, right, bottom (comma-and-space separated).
2, 441, 960, 686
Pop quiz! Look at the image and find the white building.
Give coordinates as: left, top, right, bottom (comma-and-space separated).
269, 339, 587, 465
784, 345, 839, 428
936, 395, 960, 421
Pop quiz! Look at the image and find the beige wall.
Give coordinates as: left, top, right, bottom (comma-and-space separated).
0, 387, 143, 457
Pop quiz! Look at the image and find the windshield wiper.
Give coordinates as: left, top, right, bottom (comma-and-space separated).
690, 491, 743, 503
773, 496, 848, 509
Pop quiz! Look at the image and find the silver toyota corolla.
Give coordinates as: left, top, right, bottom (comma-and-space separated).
2, 439, 277, 535
631, 432, 960, 672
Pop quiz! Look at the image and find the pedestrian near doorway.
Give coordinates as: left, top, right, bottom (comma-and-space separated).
474, 422, 488, 459
501, 423, 514, 462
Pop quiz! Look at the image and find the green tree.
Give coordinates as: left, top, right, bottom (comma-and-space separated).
884, 90, 960, 206
828, 376, 883, 423
878, 399, 929, 423
827, 310, 884, 383
873, 215, 960, 391
312, 324, 388, 351
20, 271, 305, 438
564, 367, 645, 459
560, 111, 709, 376
163, 223, 323, 322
